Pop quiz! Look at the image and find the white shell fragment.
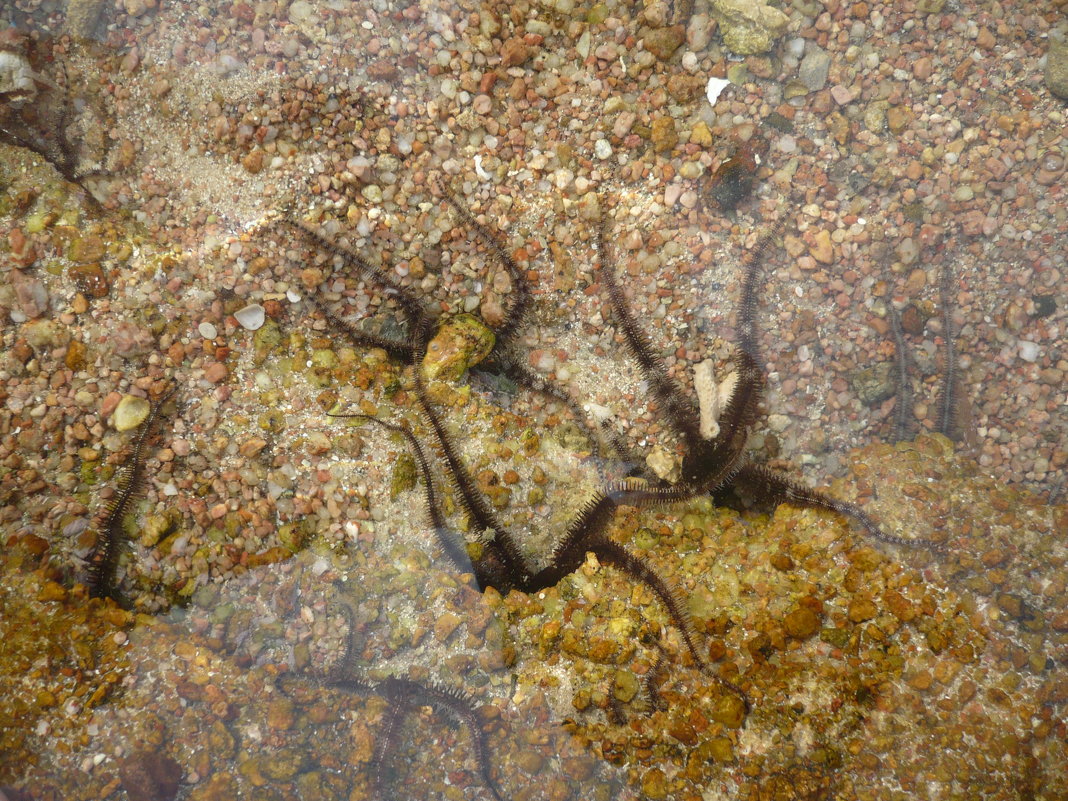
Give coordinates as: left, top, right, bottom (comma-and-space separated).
706, 76, 730, 106
694, 359, 738, 440
235, 303, 266, 331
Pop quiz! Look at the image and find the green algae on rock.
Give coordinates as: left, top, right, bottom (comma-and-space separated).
708, 0, 790, 55
421, 314, 496, 382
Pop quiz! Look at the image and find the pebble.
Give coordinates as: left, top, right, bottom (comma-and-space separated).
643, 26, 684, 62
113, 395, 150, 432
798, 45, 830, 90
198, 322, 217, 339
1017, 341, 1039, 362
783, 606, 821, 639
204, 362, 228, 383
1044, 37, 1068, 99
807, 229, 834, 264
830, 84, 855, 105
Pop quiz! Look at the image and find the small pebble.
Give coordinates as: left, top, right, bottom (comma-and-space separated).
113, 395, 150, 432
1017, 341, 1039, 362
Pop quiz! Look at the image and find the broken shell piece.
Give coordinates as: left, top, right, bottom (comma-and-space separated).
694, 359, 738, 440
234, 303, 266, 331
705, 76, 730, 106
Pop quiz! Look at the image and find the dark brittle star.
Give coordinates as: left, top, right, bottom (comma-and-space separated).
265, 193, 742, 701
0, 38, 110, 213
593, 216, 948, 555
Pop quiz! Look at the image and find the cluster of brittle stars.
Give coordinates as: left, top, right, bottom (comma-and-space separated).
246, 184, 943, 799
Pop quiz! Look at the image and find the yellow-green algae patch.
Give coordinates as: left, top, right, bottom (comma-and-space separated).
1, 433, 1065, 800
0, 539, 132, 785
493, 434, 1066, 799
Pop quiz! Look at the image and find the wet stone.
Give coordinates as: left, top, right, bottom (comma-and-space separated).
65, 340, 87, 369
113, 395, 150, 432
641, 767, 669, 800
883, 590, 916, 622
434, 611, 462, 642
21, 319, 70, 350
783, 606, 821, 639
707, 736, 734, 762
668, 716, 698, 746
118, 751, 182, 801
68, 235, 106, 263
643, 26, 684, 61
421, 314, 495, 382
613, 669, 639, 703
850, 362, 895, 405
261, 748, 304, 780
798, 45, 831, 90
390, 453, 417, 498
266, 697, 295, 730
68, 262, 109, 298
847, 597, 878, 623
650, 116, 678, 153
710, 692, 747, 728
500, 37, 530, 67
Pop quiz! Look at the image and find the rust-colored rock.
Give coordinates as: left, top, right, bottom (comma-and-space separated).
119, 750, 182, 801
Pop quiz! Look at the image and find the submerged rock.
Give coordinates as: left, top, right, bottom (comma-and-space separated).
708, 0, 789, 55
421, 313, 495, 382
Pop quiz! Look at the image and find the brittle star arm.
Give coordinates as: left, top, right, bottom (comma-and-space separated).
438, 184, 531, 348
328, 413, 473, 574
272, 218, 428, 357
729, 464, 947, 552
597, 217, 704, 451
523, 485, 749, 708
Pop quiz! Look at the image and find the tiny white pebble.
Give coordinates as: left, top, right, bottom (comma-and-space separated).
1018, 340, 1039, 362
594, 138, 613, 160
198, 322, 217, 339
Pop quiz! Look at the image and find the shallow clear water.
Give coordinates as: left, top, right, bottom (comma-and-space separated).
1, 0, 1065, 799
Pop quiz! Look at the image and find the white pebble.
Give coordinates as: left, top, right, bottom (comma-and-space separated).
235, 303, 266, 331
1018, 340, 1040, 362
198, 322, 217, 339
594, 138, 612, 160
